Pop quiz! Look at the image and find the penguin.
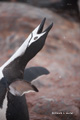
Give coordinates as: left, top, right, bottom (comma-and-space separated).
0, 18, 53, 120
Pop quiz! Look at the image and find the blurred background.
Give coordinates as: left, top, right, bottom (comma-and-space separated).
0, 0, 80, 120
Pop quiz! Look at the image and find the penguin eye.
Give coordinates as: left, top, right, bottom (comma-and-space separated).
34, 36, 38, 40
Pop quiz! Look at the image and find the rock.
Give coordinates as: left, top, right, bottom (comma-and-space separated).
32, 97, 80, 120
0, 2, 80, 120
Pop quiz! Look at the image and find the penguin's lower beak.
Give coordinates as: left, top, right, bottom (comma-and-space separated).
37, 18, 53, 34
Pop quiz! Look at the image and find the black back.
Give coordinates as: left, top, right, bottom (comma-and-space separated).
0, 78, 7, 108
6, 93, 29, 120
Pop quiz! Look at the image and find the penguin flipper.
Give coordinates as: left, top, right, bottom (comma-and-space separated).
24, 66, 49, 82
9, 80, 39, 96
8, 67, 49, 96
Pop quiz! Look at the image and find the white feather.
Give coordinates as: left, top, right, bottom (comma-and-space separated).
21, 90, 35, 96
0, 95, 7, 120
0, 67, 4, 80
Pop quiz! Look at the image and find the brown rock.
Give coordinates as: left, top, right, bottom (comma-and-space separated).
0, 2, 80, 120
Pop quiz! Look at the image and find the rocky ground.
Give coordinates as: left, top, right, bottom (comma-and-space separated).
0, 2, 80, 120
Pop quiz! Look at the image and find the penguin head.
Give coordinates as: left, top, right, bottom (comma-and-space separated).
24, 18, 53, 61
27, 18, 53, 48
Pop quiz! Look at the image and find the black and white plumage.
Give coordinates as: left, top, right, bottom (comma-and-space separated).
0, 18, 53, 120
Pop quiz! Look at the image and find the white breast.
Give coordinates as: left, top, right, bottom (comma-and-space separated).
0, 96, 7, 120
0, 67, 4, 80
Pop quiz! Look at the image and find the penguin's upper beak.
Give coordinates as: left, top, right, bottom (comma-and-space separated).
28, 18, 53, 46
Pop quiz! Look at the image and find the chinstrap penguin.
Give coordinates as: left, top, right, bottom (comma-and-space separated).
0, 18, 53, 120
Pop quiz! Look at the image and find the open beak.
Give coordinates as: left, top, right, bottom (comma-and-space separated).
37, 18, 53, 34
28, 17, 53, 47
